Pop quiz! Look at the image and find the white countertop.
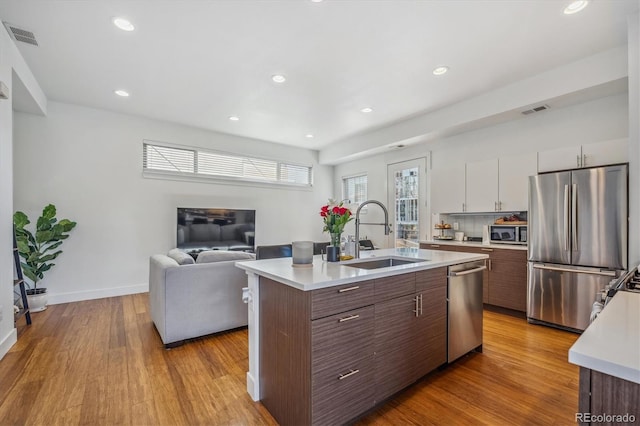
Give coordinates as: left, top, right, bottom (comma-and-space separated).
421, 239, 528, 251
235, 248, 488, 291
568, 291, 640, 384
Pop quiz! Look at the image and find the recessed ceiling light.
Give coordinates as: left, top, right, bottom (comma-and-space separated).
432, 66, 449, 76
306, 134, 314, 138
311, 0, 324, 2
228, 116, 240, 121
360, 107, 373, 113
114, 89, 129, 97
112, 17, 135, 32
564, 1, 589, 14
271, 74, 286, 83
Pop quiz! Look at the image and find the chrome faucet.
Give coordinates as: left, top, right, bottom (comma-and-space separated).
354, 200, 391, 258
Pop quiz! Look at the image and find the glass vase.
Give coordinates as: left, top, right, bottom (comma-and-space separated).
330, 232, 341, 247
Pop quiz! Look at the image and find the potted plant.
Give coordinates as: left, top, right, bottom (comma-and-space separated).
13, 204, 77, 312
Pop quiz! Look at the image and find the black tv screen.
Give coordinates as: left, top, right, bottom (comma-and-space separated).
177, 208, 255, 253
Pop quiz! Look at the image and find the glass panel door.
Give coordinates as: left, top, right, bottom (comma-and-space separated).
387, 158, 426, 249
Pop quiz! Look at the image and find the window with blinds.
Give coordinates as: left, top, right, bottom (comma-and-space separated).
143, 141, 312, 186
342, 174, 367, 205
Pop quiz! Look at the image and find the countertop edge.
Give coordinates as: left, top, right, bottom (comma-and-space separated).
236, 249, 489, 291
420, 240, 528, 251
568, 291, 640, 385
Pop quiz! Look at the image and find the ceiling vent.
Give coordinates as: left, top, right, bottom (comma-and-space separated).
521, 104, 550, 115
3, 22, 38, 46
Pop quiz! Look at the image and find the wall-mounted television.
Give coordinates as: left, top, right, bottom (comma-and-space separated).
177, 207, 255, 253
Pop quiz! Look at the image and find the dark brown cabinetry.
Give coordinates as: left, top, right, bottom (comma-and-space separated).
259, 267, 448, 426
421, 243, 526, 311
578, 367, 640, 425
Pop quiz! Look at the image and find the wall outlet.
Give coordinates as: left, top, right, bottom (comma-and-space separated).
453, 222, 459, 230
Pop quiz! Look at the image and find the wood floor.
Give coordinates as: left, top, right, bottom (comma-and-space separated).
0, 294, 579, 425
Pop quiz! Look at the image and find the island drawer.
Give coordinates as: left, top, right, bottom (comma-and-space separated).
312, 305, 374, 367
374, 273, 416, 302
312, 355, 375, 426
311, 280, 374, 319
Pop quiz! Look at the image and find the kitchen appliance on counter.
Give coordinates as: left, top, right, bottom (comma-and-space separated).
489, 224, 527, 245
447, 260, 486, 362
527, 164, 628, 332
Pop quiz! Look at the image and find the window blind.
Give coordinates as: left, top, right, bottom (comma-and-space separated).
342, 174, 367, 204
143, 141, 312, 186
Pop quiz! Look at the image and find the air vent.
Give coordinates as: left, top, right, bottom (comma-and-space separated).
521, 104, 550, 115
3, 22, 38, 46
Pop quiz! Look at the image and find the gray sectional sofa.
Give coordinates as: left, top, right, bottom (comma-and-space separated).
149, 249, 255, 347
177, 223, 255, 252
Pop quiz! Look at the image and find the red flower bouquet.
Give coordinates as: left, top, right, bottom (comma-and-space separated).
320, 199, 353, 246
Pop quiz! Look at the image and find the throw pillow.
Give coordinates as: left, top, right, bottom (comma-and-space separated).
196, 250, 255, 264
167, 248, 195, 265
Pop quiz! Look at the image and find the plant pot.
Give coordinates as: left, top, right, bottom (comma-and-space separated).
26, 288, 48, 312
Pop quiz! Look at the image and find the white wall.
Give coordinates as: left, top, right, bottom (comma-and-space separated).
628, 10, 639, 267
13, 102, 334, 305
0, 18, 15, 359
0, 25, 46, 359
334, 93, 628, 246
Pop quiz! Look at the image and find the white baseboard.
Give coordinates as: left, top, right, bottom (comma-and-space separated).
0, 328, 17, 361
47, 283, 148, 305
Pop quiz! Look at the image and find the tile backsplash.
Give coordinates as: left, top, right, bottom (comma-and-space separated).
431, 212, 527, 239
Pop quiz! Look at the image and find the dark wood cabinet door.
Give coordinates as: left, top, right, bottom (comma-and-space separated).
488, 249, 527, 311
374, 293, 418, 402
413, 278, 447, 379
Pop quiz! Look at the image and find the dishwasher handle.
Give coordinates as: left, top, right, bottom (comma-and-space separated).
449, 265, 487, 277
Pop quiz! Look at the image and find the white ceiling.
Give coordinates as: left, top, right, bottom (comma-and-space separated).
0, 0, 637, 151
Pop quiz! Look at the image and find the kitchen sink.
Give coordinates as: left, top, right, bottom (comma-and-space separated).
344, 257, 423, 270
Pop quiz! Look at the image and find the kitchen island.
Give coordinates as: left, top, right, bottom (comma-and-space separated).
569, 291, 640, 422
236, 248, 488, 425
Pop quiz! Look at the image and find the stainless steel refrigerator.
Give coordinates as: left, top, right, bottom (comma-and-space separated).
527, 164, 627, 332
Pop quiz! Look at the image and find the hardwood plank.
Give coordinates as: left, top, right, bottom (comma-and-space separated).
0, 293, 580, 425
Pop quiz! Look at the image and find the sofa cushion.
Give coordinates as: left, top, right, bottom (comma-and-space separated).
167, 248, 195, 265
196, 250, 255, 264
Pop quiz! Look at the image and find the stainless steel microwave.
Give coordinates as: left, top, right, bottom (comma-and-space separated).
489, 224, 527, 245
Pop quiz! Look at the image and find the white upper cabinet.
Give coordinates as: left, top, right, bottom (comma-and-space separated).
465, 159, 498, 213
498, 152, 538, 212
538, 138, 628, 173
581, 138, 628, 168
537, 145, 582, 173
431, 163, 465, 214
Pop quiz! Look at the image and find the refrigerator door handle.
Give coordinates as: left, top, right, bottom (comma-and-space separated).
531, 263, 617, 277
572, 183, 578, 250
564, 184, 570, 251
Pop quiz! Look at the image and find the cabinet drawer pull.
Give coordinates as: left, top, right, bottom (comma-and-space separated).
430, 244, 440, 248
481, 248, 493, 252
338, 369, 360, 380
338, 314, 360, 323
338, 286, 360, 293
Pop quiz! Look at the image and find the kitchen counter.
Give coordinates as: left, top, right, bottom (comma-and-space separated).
421, 239, 528, 251
236, 247, 489, 291
236, 247, 489, 405
568, 291, 640, 384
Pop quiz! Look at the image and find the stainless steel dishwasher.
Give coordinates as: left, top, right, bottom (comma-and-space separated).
448, 260, 486, 363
